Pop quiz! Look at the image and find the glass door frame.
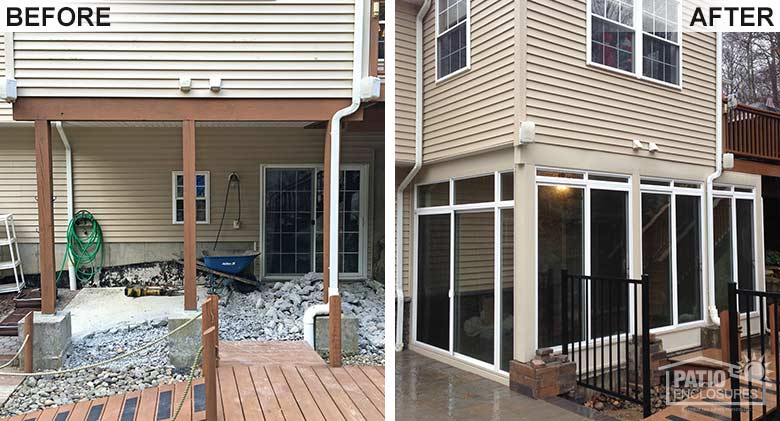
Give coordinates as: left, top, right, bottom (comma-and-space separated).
259, 163, 369, 281
639, 179, 707, 333
534, 168, 634, 352
712, 185, 759, 314
411, 170, 514, 374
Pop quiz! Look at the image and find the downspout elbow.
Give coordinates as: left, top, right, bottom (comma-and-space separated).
303, 304, 330, 349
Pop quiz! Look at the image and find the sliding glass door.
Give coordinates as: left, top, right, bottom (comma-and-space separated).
713, 187, 757, 312
413, 172, 514, 373
263, 166, 366, 279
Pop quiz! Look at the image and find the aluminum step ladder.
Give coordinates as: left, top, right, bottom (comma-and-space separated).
0, 214, 25, 293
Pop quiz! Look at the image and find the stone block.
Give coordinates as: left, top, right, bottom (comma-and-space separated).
509, 351, 576, 399
18, 311, 72, 371
314, 315, 359, 354
167, 311, 202, 370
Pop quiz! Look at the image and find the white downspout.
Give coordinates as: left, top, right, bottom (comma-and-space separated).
54, 122, 77, 291
706, 32, 724, 325
328, 0, 365, 298
303, 304, 330, 348
395, 0, 431, 352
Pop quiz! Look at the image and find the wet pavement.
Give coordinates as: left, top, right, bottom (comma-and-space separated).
396, 350, 591, 420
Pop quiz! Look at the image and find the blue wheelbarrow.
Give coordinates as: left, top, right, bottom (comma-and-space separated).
202, 250, 261, 275
188, 250, 262, 295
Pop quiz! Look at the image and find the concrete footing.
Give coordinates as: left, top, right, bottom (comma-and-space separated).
18, 311, 72, 371
314, 315, 358, 354
167, 311, 202, 370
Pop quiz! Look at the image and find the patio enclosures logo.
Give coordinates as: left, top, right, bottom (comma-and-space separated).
661, 357, 769, 408
684, 1, 780, 31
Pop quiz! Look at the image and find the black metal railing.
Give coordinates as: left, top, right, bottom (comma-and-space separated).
727, 282, 780, 421
561, 269, 651, 418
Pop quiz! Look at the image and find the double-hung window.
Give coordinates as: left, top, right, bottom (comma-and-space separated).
172, 171, 210, 224
436, 0, 469, 80
589, 0, 681, 86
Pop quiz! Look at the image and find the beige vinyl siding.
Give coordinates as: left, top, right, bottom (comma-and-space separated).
0, 126, 381, 273
0, 34, 11, 122
13, 1, 356, 99
396, 1, 417, 164
525, 0, 717, 166
421, 0, 516, 163
399, 177, 413, 296
0, 128, 69, 241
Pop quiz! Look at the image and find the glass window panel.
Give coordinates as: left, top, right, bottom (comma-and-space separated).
737, 199, 755, 312
641, 179, 671, 187
196, 200, 207, 222
315, 169, 363, 274
676, 195, 702, 323
416, 214, 451, 351
454, 212, 495, 364
501, 172, 514, 201
176, 175, 184, 187
537, 170, 584, 179
591, 17, 634, 72
589, 174, 629, 183
454, 175, 495, 204
196, 186, 205, 198
196, 175, 205, 186
642, 193, 672, 328
500, 209, 513, 372
537, 185, 584, 348
713, 197, 733, 311
591, 189, 628, 338
265, 168, 314, 276
437, 17, 467, 78
417, 182, 450, 207
176, 200, 184, 222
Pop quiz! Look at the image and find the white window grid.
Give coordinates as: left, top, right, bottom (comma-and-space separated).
586, 0, 683, 89
411, 170, 514, 374
435, 0, 471, 82
171, 171, 210, 225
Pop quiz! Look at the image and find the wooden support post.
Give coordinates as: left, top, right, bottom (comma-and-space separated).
183, 120, 197, 311
368, 0, 380, 76
201, 296, 213, 335
202, 326, 217, 421
23, 312, 33, 373
771, 304, 777, 357
720, 310, 730, 363
35, 120, 56, 315
323, 121, 331, 304
329, 295, 342, 368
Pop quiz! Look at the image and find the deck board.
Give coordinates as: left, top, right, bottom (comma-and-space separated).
0, 341, 383, 421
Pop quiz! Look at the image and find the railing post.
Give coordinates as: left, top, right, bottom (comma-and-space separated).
23, 312, 33, 373
720, 310, 731, 364
210, 294, 219, 366
728, 282, 740, 421
561, 269, 569, 356
203, 326, 217, 421
641, 274, 651, 419
770, 303, 777, 357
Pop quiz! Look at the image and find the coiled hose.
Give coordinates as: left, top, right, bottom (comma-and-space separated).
56, 210, 104, 285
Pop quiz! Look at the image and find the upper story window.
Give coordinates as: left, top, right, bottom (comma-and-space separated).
589, 0, 681, 87
436, 0, 469, 80
378, 2, 385, 61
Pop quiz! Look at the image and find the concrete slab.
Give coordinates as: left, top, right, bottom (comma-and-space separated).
64, 287, 206, 339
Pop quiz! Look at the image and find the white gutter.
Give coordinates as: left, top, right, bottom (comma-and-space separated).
395, 0, 431, 352
54, 122, 77, 291
303, 304, 330, 348
706, 32, 724, 325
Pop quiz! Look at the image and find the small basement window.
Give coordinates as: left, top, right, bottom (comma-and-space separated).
172, 171, 210, 224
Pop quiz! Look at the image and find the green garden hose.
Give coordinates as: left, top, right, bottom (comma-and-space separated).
55, 210, 104, 285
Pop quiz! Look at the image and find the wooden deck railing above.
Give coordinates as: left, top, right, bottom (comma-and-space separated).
725, 103, 780, 162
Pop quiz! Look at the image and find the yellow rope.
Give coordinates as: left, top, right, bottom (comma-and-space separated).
171, 345, 204, 421
0, 312, 202, 377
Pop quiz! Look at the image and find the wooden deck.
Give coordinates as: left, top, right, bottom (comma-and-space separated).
0, 341, 385, 421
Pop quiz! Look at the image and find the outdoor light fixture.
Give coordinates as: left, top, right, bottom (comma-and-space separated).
0, 78, 17, 102
632, 139, 645, 151
210, 78, 222, 93
648, 142, 660, 153
179, 77, 192, 92
723, 153, 735, 169
517, 121, 536, 145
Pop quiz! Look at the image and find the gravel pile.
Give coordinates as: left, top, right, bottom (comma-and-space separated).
220, 273, 385, 363
64, 319, 170, 371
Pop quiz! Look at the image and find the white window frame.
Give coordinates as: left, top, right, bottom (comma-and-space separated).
712, 185, 760, 311
585, 0, 683, 90
171, 171, 210, 225
411, 171, 514, 375
434, 0, 471, 83
639, 179, 707, 333
533, 168, 634, 352
258, 164, 369, 281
